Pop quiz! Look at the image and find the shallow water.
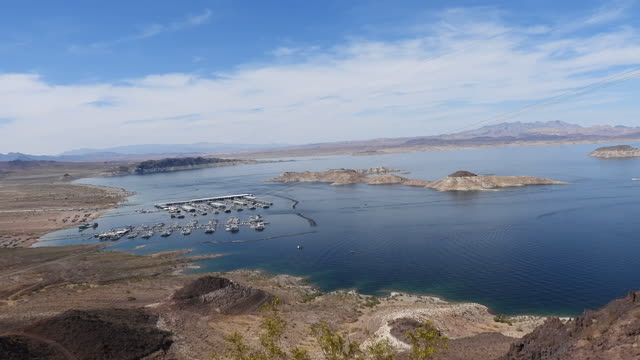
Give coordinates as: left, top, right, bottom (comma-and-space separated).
38, 143, 640, 316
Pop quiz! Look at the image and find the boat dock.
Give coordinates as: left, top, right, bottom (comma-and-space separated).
155, 194, 254, 209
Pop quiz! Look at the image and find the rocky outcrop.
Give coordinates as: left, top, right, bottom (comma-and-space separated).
356, 166, 405, 175
267, 167, 433, 187
268, 169, 366, 185
0, 309, 173, 360
502, 290, 640, 360
448, 170, 478, 177
429, 172, 566, 191
588, 145, 640, 158
134, 156, 239, 174
268, 168, 564, 191
172, 276, 272, 315
365, 174, 433, 186
268, 167, 412, 185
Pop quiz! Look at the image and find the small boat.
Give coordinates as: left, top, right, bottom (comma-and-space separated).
249, 206, 256, 210
224, 209, 231, 213
262, 205, 270, 209
225, 225, 239, 233
297, 245, 303, 250
78, 223, 92, 230
204, 227, 215, 234
253, 222, 265, 231
127, 232, 138, 239
141, 231, 154, 239
177, 214, 185, 219
92, 223, 99, 228
161, 230, 172, 237
181, 228, 192, 235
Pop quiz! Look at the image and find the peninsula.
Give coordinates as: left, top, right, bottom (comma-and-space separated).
588, 145, 640, 158
268, 168, 566, 191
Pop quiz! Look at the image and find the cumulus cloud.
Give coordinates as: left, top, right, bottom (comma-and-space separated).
2, 7, 640, 154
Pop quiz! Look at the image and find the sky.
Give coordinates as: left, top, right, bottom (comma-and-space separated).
1, 0, 640, 154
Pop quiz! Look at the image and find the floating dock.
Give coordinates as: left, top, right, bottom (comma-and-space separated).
155, 194, 253, 209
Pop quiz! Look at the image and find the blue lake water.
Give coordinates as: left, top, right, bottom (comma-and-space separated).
37, 143, 640, 316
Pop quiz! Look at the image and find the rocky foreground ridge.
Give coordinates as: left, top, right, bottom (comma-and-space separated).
268, 167, 566, 191
588, 145, 640, 158
502, 290, 640, 360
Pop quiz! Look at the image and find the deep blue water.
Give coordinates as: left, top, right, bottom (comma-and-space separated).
37, 143, 640, 316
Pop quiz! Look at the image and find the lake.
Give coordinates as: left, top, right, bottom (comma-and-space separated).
38, 143, 640, 316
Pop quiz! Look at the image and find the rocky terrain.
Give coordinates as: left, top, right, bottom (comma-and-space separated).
2, 244, 638, 360
267, 167, 431, 187
268, 168, 565, 192
429, 171, 568, 191
502, 291, 640, 360
0, 308, 173, 360
588, 145, 640, 158
133, 156, 252, 174
170, 276, 272, 315
0, 245, 546, 360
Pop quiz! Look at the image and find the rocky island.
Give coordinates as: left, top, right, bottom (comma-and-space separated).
267, 167, 431, 187
429, 171, 568, 191
268, 168, 566, 191
588, 145, 640, 158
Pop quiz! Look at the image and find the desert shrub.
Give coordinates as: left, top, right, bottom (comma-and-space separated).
212, 300, 447, 360
363, 297, 380, 308
493, 314, 512, 325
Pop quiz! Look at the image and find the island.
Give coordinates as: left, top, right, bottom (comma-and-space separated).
267, 167, 431, 187
267, 168, 566, 191
428, 170, 568, 191
588, 145, 640, 158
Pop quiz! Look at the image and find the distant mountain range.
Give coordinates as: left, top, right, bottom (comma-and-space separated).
0, 143, 287, 162
242, 120, 640, 156
59, 142, 285, 156
2, 121, 640, 162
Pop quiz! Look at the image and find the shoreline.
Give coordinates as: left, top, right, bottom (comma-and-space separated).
230, 137, 640, 159
0, 246, 551, 359
0, 182, 133, 248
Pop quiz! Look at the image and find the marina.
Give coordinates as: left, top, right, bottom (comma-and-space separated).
155, 194, 273, 218
93, 214, 271, 241
92, 194, 275, 241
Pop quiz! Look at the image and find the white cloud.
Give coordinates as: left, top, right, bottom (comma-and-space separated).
71, 9, 212, 51
3, 7, 640, 154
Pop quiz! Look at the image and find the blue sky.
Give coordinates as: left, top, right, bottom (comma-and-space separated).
1, 0, 639, 154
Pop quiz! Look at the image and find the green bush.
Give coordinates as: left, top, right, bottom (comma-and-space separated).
493, 314, 513, 325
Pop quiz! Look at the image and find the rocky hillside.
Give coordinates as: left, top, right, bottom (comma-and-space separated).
266, 167, 422, 186
268, 168, 565, 191
588, 145, 640, 158
134, 156, 240, 174
429, 171, 567, 191
502, 291, 640, 360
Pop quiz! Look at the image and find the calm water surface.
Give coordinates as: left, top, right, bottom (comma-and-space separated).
38, 143, 640, 316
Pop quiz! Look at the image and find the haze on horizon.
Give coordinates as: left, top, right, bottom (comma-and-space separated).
1, 0, 640, 155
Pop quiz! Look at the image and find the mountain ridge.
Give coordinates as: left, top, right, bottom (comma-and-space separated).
3, 121, 640, 161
